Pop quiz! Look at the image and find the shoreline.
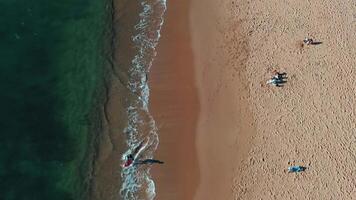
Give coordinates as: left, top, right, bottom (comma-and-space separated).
90, 0, 168, 199
91, 0, 356, 199
150, 0, 255, 199
89, 1, 140, 199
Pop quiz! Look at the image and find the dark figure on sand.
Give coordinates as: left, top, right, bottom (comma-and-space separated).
303, 37, 313, 45
123, 141, 164, 167
303, 37, 322, 45
266, 71, 288, 87
288, 165, 306, 173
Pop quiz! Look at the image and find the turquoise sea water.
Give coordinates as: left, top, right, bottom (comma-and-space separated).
0, 0, 110, 199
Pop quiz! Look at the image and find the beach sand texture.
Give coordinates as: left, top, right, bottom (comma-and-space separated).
192, 0, 356, 199
150, 1, 200, 199
151, 0, 356, 199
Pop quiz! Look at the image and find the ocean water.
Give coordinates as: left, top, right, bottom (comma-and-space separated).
0, 0, 110, 199
1, 0, 167, 199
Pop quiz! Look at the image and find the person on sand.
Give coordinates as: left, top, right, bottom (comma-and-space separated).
266, 70, 287, 87
288, 165, 306, 173
266, 78, 283, 87
272, 70, 285, 80
303, 37, 314, 45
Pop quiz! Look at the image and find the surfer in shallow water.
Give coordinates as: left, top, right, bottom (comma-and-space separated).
123, 141, 164, 167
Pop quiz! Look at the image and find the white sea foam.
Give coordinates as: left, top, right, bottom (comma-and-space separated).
120, 0, 166, 199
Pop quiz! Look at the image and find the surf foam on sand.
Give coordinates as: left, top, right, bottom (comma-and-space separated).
120, 1, 166, 200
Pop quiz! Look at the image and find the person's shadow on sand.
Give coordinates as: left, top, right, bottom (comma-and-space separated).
310, 41, 322, 45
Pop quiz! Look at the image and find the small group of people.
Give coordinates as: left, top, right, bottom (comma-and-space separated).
267, 37, 320, 87
268, 38, 317, 173
266, 70, 287, 87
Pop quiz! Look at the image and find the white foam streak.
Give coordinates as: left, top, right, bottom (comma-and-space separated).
120, 0, 166, 199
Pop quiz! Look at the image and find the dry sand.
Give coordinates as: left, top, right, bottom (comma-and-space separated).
228, 0, 356, 199
152, 0, 356, 199
191, 0, 356, 199
190, 0, 256, 199
92, 0, 355, 199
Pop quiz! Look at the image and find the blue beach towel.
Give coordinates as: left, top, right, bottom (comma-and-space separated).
288, 166, 306, 173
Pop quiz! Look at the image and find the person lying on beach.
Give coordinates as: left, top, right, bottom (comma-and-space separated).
303, 37, 313, 45
288, 165, 306, 173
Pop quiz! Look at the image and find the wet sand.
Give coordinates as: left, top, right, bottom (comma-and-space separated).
89, 1, 140, 199
150, 0, 254, 199
149, 0, 200, 199
91, 0, 356, 199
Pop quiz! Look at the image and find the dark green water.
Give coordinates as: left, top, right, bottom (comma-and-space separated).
0, 0, 110, 199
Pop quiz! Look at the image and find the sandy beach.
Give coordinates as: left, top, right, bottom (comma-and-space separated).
150, 0, 356, 199
150, 1, 199, 199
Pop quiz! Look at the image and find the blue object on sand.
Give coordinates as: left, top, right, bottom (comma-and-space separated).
288, 165, 306, 173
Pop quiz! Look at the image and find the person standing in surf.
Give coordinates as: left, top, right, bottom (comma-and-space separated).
123, 141, 164, 167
